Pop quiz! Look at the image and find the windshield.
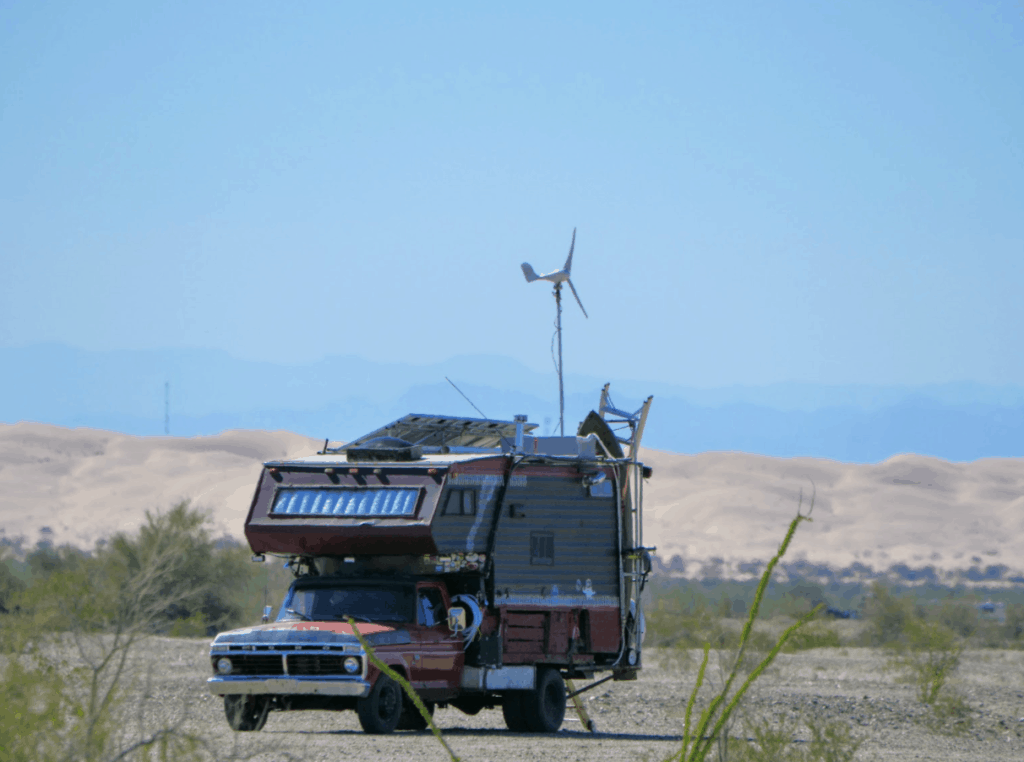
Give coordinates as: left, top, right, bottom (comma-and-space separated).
278, 583, 415, 624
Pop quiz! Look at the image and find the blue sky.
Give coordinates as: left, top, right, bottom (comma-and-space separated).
2, 1, 1022, 387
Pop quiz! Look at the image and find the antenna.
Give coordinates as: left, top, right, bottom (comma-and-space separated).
521, 228, 588, 436
445, 377, 489, 419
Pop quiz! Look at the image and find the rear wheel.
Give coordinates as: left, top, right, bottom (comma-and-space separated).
357, 674, 404, 734
502, 692, 530, 732
521, 668, 566, 733
223, 695, 269, 732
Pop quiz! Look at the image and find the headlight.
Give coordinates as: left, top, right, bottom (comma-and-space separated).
216, 657, 233, 675
343, 656, 360, 674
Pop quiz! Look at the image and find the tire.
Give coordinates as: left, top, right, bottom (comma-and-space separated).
223, 695, 269, 732
521, 668, 566, 733
396, 698, 434, 731
357, 674, 404, 734
502, 691, 530, 732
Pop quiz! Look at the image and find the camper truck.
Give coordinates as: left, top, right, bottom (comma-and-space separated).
207, 388, 653, 734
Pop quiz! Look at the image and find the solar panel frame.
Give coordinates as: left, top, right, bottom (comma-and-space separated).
335, 413, 539, 451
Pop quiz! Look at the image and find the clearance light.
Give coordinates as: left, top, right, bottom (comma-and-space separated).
427, 468, 438, 475
349, 468, 359, 474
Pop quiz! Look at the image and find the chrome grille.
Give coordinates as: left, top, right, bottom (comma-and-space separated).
287, 654, 354, 676
215, 655, 284, 676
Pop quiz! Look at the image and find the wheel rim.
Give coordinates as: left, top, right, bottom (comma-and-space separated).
379, 683, 400, 721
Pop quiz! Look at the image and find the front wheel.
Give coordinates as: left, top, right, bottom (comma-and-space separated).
357, 674, 404, 734
224, 695, 269, 732
396, 697, 435, 731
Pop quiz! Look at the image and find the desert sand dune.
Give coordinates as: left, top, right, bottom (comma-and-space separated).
0, 423, 319, 549
642, 448, 1024, 579
2, 423, 1023, 579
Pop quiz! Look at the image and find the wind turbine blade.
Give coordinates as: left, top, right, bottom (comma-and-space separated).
562, 228, 576, 273
567, 279, 588, 318
521, 262, 540, 282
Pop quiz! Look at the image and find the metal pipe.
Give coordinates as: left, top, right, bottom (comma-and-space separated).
555, 282, 564, 436
565, 673, 615, 700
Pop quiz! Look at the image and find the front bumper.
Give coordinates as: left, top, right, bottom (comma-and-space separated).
207, 676, 371, 697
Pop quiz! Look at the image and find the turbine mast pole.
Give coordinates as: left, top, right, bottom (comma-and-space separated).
555, 281, 564, 436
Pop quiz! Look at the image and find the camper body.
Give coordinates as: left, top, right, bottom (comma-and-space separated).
208, 400, 652, 734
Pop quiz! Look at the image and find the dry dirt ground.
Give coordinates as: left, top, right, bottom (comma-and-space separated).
108, 639, 1024, 761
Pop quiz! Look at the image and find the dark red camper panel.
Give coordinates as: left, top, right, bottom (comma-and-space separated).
244, 465, 446, 556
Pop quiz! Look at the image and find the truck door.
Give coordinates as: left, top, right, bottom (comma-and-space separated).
410, 583, 463, 699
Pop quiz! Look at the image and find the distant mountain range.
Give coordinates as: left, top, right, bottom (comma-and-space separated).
4, 343, 1024, 462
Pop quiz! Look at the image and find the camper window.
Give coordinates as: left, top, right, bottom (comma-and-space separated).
530, 532, 555, 565
442, 489, 477, 516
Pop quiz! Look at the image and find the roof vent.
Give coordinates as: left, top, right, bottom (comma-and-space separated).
346, 436, 423, 462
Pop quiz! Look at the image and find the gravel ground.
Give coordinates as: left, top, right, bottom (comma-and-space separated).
100, 639, 1024, 761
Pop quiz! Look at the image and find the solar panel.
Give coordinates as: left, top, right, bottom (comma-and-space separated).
338, 413, 538, 451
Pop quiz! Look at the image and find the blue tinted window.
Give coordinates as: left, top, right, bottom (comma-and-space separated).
271, 488, 420, 517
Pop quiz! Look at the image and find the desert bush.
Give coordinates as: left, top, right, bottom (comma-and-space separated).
862, 583, 916, 646
25, 541, 90, 581
104, 501, 250, 633
732, 714, 863, 762
782, 622, 841, 653
647, 588, 721, 649
0, 503, 238, 761
936, 599, 978, 640
885, 617, 971, 735
0, 547, 26, 614
9, 501, 253, 636
888, 619, 963, 705
1005, 603, 1024, 642
0, 641, 67, 762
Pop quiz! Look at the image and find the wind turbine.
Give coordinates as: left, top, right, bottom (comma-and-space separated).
521, 228, 588, 436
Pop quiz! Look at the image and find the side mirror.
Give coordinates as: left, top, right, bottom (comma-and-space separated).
262, 605, 273, 624
447, 606, 467, 634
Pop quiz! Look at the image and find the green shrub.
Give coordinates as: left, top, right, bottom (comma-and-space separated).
733, 715, 863, 762
10, 501, 254, 635
0, 548, 25, 614
1005, 603, 1024, 642
888, 619, 964, 705
0, 645, 67, 762
936, 599, 978, 640
782, 622, 841, 653
0, 504, 213, 761
862, 583, 915, 645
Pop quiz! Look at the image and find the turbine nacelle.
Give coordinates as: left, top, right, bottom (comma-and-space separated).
521, 228, 588, 318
